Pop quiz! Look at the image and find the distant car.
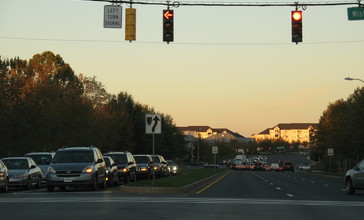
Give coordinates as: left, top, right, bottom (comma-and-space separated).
152, 155, 169, 177
271, 162, 280, 171
46, 147, 107, 192
167, 160, 179, 175
134, 154, 153, 179
345, 159, 364, 194
103, 156, 119, 186
104, 152, 137, 184
298, 163, 310, 170
24, 152, 55, 183
0, 160, 9, 193
282, 162, 294, 172
2, 157, 42, 190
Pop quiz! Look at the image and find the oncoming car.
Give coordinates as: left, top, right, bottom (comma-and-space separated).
46, 147, 107, 192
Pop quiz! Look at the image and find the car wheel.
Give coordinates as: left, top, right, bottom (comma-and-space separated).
47, 185, 54, 192
35, 176, 41, 189
24, 177, 31, 190
346, 178, 355, 194
99, 177, 106, 190
90, 176, 98, 190
1, 178, 9, 193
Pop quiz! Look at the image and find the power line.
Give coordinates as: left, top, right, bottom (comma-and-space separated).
1, 36, 364, 45
85, 0, 363, 7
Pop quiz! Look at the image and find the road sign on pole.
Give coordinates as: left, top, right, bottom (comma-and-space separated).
145, 114, 162, 134
212, 146, 218, 154
328, 148, 334, 156
348, 7, 364, 20
104, 5, 122, 28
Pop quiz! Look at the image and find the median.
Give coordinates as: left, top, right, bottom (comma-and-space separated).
120, 168, 230, 194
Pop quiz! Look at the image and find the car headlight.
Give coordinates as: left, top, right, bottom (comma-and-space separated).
141, 167, 147, 171
121, 168, 129, 173
106, 170, 109, 174
82, 166, 95, 173
173, 167, 177, 171
48, 167, 56, 174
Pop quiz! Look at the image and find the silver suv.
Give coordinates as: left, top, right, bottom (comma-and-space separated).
345, 159, 364, 194
46, 147, 106, 192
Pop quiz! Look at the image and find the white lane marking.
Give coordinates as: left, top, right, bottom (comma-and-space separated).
276, 187, 282, 190
286, 194, 294, 198
323, 184, 329, 187
341, 189, 346, 192
301, 179, 305, 181
310, 181, 316, 184
270, 183, 274, 186
265, 180, 268, 182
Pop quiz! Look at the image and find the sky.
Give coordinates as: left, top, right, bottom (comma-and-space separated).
1, 0, 363, 137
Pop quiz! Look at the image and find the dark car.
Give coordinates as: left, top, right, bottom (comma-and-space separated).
103, 156, 119, 186
2, 157, 42, 190
282, 162, 294, 172
24, 152, 55, 183
152, 155, 169, 177
46, 147, 107, 192
345, 159, 364, 194
167, 160, 179, 175
0, 159, 9, 193
103, 152, 137, 184
134, 154, 153, 179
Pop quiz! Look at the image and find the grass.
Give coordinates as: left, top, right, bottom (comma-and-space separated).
128, 168, 227, 188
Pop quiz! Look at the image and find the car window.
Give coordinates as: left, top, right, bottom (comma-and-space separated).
108, 154, 127, 164
135, 156, 149, 164
104, 157, 111, 166
2, 159, 29, 169
52, 150, 94, 163
26, 155, 53, 165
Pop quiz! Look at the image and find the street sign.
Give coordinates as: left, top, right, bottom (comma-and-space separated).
125, 8, 136, 41
348, 7, 364, 21
212, 146, 218, 154
328, 148, 334, 156
145, 114, 162, 134
104, 5, 122, 28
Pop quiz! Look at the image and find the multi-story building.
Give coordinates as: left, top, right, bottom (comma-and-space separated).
252, 123, 318, 143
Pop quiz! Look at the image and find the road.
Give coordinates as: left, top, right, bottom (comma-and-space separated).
1, 159, 364, 219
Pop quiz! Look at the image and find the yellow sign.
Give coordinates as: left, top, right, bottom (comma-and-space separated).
125, 8, 136, 41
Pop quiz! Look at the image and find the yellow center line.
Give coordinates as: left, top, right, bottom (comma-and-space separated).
195, 170, 233, 194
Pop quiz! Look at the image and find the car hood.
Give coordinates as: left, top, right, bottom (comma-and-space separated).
50, 163, 93, 171
8, 169, 28, 175
117, 164, 127, 169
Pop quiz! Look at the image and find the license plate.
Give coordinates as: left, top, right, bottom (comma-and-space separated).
64, 178, 73, 183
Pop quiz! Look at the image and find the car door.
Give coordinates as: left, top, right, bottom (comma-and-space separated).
354, 160, 364, 188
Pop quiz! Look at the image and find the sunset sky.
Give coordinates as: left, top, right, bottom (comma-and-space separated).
1, 0, 363, 136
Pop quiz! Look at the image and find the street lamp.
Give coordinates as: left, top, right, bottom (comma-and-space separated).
345, 77, 364, 83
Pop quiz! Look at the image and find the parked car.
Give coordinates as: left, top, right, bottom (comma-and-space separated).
24, 152, 55, 183
134, 154, 153, 179
167, 160, 179, 175
46, 146, 107, 192
2, 157, 42, 190
103, 156, 119, 186
345, 159, 364, 194
103, 152, 137, 184
282, 162, 294, 172
0, 159, 9, 193
152, 155, 169, 177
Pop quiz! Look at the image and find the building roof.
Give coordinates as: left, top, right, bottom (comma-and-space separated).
177, 126, 212, 132
258, 128, 271, 135
274, 123, 318, 130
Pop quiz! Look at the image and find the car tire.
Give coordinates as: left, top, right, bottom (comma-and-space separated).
24, 177, 31, 190
346, 178, 355, 194
1, 178, 9, 193
47, 185, 54, 192
90, 175, 98, 190
35, 176, 41, 189
99, 177, 106, 190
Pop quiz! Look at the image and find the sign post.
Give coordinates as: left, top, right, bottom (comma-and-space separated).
212, 146, 218, 172
328, 148, 334, 173
146, 114, 162, 183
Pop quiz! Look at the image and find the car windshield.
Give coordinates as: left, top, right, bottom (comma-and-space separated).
134, 156, 149, 164
2, 159, 29, 169
153, 156, 161, 163
52, 150, 94, 163
27, 155, 52, 165
107, 155, 127, 165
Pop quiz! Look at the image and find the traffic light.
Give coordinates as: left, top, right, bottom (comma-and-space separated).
291, 11, 303, 43
163, 10, 174, 42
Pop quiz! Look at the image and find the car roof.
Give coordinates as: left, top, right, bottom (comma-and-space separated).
25, 152, 55, 155
57, 147, 96, 151
2, 157, 30, 160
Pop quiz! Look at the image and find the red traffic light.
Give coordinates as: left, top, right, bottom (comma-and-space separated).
164, 10, 173, 20
292, 11, 302, 21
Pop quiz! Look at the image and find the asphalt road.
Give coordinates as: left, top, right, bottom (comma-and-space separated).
1, 155, 364, 220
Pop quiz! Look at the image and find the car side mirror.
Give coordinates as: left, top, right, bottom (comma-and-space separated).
112, 163, 117, 167
30, 165, 36, 169
353, 166, 360, 171
128, 161, 134, 165
96, 159, 103, 164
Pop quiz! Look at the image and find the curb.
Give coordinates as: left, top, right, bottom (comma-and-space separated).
120, 169, 231, 194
